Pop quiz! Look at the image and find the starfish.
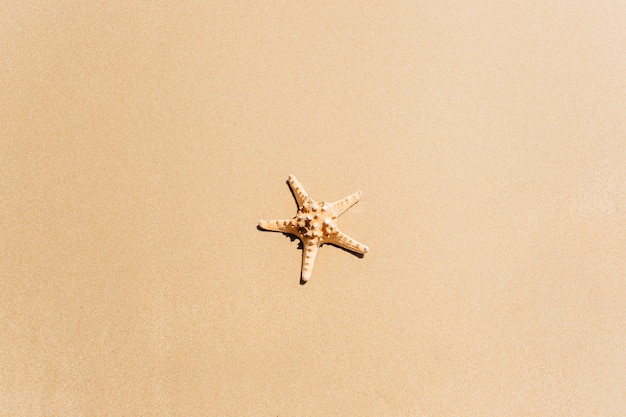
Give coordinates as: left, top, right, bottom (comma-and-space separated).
259, 175, 369, 283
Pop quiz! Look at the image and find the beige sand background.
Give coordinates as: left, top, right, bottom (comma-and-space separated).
1, 1, 625, 416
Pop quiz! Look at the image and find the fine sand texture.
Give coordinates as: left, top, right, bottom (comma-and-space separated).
1, 2, 625, 416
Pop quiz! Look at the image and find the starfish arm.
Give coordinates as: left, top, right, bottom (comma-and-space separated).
301, 239, 319, 282
258, 219, 296, 234
287, 175, 309, 207
330, 191, 362, 216
326, 231, 369, 255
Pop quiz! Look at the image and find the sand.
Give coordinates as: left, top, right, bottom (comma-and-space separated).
1, 2, 624, 415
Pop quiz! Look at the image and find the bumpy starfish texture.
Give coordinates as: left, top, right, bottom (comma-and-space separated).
259, 175, 369, 282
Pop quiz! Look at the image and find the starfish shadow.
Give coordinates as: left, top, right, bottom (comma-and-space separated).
286, 234, 304, 249
256, 224, 302, 248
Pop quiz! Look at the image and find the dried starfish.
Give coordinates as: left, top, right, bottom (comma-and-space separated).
259, 175, 369, 282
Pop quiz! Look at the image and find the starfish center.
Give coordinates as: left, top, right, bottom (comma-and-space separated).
291, 199, 337, 241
